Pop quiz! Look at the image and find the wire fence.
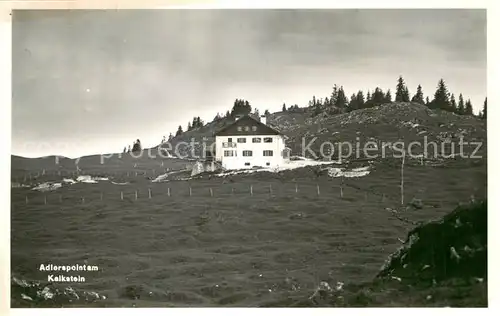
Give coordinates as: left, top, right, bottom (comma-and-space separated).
12, 156, 445, 209
13, 179, 397, 207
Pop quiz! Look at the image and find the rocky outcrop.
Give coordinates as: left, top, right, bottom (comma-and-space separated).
378, 200, 487, 284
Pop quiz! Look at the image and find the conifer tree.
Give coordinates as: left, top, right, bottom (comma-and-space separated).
348, 93, 357, 111
132, 139, 142, 152
395, 76, 410, 102
465, 99, 473, 115
457, 94, 465, 115
431, 79, 450, 110
282, 103, 286, 112
175, 125, 183, 136
449, 94, 457, 113
411, 84, 425, 104
404, 86, 410, 102
356, 90, 365, 109
330, 85, 339, 106
230, 99, 252, 116
384, 89, 392, 103
334, 86, 348, 111
370, 87, 385, 107
482, 97, 487, 119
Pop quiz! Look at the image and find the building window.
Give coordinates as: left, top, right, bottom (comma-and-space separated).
244, 162, 251, 166
224, 150, 235, 157
237, 126, 242, 131
244, 126, 250, 132
228, 138, 232, 142
252, 126, 257, 131
266, 162, 270, 166
237, 138, 246, 143
282, 148, 291, 159
252, 137, 261, 143
263, 150, 273, 156
243, 150, 253, 157
264, 137, 273, 143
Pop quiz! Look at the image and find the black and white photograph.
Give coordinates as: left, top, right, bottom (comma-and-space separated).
7, 5, 488, 309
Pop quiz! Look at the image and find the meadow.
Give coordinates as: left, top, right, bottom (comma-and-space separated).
10, 154, 487, 307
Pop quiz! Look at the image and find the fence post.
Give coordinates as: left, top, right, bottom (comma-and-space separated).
295, 183, 298, 194
340, 186, 343, 198
269, 184, 272, 195
148, 188, 152, 199
401, 152, 405, 206
231, 187, 234, 195
25, 195, 28, 205
210, 188, 213, 197
250, 185, 253, 196
168, 187, 171, 197
135, 190, 138, 200
82, 197, 85, 204
121, 191, 124, 200
317, 184, 320, 196
189, 187, 192, 197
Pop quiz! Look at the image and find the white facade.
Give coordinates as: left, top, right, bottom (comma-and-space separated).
215, 134, 287, 170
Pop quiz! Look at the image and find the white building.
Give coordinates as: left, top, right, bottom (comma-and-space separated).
214, 115, 289, 170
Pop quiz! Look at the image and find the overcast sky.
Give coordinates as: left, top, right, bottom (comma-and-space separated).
12, 9, 486, 158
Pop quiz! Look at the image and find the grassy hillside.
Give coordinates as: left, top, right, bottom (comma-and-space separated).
152, 102, 486, 163
11, 153, 190, 182
10, 101, 487, 307
12, 101, 486, 171
10, 165, 487, 306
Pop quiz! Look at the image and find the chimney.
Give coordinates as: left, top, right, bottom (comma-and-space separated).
260, 115, 267, 126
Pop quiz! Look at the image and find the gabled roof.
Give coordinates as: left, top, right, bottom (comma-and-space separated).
214, 115, 283, 136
